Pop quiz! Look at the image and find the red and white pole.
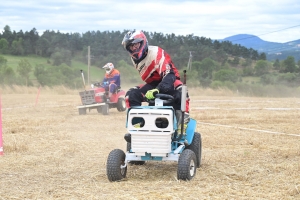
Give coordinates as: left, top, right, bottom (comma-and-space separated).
0, 94, 3, 155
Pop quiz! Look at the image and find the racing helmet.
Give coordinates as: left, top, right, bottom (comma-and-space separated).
121, 30, 148, 60
102, 63, 114, 74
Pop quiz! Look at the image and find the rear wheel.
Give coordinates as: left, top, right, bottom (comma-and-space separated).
78, 108, 86, 115
106, 149, 127, 182
185, 132, 202, 168
117, 98, 126, 112
177, 149, 197, 181
102, 104, 109, 115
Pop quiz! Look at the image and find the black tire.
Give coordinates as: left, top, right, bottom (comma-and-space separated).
78, 108, 86, 115
185, 132, 202, 168
96, 106, 102, 113
177, 149, 197, 181
126, 142, 145, 165
117, 98, 126, 112
106, 149, 127, 182
102, 104, 109, 115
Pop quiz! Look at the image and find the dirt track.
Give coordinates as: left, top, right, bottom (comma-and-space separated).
0, 88, 299, 199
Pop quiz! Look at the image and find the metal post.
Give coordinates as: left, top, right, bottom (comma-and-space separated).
80, 70, 86, 91
187, 51, 192, 70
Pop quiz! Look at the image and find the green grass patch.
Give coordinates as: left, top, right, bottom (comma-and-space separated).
1, 54, 103, 81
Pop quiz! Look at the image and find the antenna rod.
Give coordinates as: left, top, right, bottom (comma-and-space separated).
183, 70, 187, 85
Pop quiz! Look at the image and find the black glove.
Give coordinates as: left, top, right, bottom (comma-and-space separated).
94, 82, 101, 87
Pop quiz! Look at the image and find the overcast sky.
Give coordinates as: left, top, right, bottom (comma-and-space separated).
1, 0, 300, 43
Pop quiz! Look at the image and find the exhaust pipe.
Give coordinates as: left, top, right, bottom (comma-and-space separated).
173, 70, 187, 141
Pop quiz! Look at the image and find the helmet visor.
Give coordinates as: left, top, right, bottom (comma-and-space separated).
128, 42, 141, 53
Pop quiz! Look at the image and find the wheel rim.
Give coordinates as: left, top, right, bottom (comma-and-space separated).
189, 159, 195, 177
120, 163, 126, 175
122, 100, 126, 109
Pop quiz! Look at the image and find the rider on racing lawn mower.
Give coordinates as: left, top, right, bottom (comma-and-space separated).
93, 62, 121, 102
121, 30, 190, 142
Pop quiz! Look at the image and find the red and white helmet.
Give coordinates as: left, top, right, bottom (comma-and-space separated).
102, 63, 114, 74
121, 30, 148, 61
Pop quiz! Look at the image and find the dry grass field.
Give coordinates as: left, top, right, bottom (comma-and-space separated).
0, 86, 299, 200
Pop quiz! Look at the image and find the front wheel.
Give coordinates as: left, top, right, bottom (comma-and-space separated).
96, 106, 102, 113
177, 149, 197, 181
78, 108, 86, 115
102, 104, 109, 115
106, 149, 127, 182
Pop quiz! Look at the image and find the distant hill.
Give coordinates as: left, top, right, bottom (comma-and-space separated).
218, 34, 300, 61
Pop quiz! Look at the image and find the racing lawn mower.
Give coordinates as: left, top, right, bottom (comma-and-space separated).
77, 70, 126, 115
106, 70, 202, 181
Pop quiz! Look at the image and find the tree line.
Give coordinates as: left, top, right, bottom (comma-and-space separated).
1, 25, 300, 97
0, 25, 266, 66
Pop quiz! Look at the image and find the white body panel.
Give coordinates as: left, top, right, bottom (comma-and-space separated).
127, 108, 174, 157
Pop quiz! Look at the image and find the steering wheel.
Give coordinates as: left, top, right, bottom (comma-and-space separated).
147, 93, 174, 105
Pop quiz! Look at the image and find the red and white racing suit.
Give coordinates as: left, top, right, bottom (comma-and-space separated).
126, 45, 190, 112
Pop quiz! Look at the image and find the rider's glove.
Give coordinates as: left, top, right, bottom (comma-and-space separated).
145, 89, 159, 100
102, 81, 109, 86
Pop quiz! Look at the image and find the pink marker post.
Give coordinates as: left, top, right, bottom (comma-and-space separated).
0, 94, 3, 155
35, 85, 41, 107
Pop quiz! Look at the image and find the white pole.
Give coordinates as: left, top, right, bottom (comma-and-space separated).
88, 46, 90, 85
